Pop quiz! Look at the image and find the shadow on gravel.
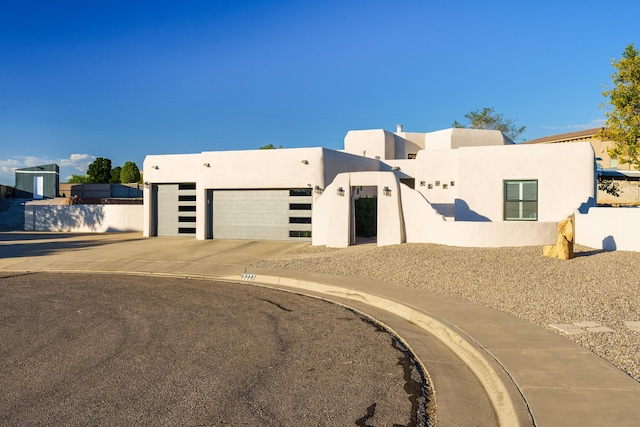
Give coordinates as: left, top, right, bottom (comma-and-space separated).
574, 249, 607, 258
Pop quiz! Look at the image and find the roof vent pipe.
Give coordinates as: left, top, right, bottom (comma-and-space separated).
396, 124, 403, 133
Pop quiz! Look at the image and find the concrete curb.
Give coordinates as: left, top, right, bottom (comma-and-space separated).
224, 273, 522, 427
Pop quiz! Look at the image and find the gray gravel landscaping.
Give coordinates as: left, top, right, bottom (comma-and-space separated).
253, 243, 640, 382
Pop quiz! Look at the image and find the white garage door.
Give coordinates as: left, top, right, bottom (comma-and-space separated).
212, 189, 312, 241
157, 183, 196, 237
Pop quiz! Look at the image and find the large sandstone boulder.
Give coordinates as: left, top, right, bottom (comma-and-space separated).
543, 215, 575, 260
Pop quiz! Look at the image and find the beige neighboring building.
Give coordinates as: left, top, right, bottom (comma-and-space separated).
526, 128, 640, 205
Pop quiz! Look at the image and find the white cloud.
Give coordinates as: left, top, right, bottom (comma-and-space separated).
0, 158, 21, 170
564, 119, 607, 130
0, 159, 21, 185
0, 154, 96, 186
59, 153, 96, 173
543, 119, 606, 132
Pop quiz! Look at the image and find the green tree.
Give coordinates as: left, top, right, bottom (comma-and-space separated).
67, 174, 91, 183
452, 107, 526, 142
110, 166, 122, 184
258, 144, 283, 149
598, 43, 640, 169
87, 157, 112, 183
120, 161, 141, 183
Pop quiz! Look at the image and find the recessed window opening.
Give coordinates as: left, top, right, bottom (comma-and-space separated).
289, 217, 312, 224
289, 230, 312, 238
179, 183, 196, 190
179, 195, 197, 202
290, 188, 312, 196
504, 180, 538, 221
290, 203, 312, 210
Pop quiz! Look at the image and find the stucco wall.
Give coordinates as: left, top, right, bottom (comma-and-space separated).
24, 204, 143, 232
313, 172, 404, 247
314, 177, 558, 248
392, 135, 423, 159
575, 207, 640, 251
143, 147, 383, 239
343, 129, 395, 160
198, 148, 326, 189
424, 128, 513, 150
394, 132, 426, 150
147, 148, 380, 194
453, 142, 595, 222
412, 142, 595, 222
414, 149, 458, 218
143, 153, 201, 184
321, 148, 381, 188
400, 184, 557, 247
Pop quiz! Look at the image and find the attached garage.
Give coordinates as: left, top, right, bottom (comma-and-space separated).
155, 183, 197, 237
212, 189, 312, 241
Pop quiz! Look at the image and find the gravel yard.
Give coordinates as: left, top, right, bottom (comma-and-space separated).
253, 243, 640, 382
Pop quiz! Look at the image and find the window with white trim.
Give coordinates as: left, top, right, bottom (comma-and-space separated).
504, 180, 538, 221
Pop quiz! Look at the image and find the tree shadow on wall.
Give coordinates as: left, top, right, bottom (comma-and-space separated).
29, 205, 106, 232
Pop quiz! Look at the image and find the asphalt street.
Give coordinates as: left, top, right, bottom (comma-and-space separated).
0, 272, 430, 426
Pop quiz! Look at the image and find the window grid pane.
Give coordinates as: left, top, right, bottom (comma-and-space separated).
504, 180, 538, 221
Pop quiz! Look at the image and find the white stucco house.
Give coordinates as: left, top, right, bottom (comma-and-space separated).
142, 125, 596, 248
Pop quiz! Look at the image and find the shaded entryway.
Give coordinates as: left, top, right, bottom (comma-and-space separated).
353, 188, 377, 244
313, 171, 405, 248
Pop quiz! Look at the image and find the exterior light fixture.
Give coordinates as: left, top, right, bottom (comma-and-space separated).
314, 185, 323, 194
301, 160, 309, 164
203, 163, 210, 167
383, 186, 392, 196
336, 187, 345, 196
151, 165, 159, 170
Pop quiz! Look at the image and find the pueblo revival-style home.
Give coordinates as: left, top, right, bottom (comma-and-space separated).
142, 125, 595, 248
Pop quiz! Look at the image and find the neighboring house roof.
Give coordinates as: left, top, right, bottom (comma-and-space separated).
524, 128, 605, 145
14, 163, 60, 173
600, 168, 640, 180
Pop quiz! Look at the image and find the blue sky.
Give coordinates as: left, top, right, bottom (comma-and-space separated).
1, 0, 638, 184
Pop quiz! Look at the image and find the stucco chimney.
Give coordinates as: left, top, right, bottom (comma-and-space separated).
396, 124, 403, 133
